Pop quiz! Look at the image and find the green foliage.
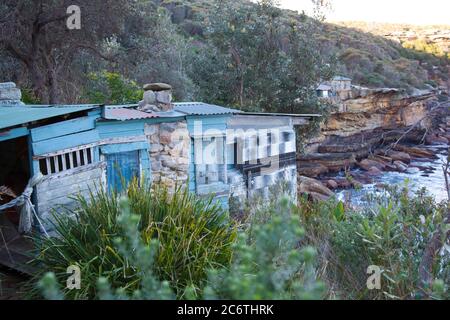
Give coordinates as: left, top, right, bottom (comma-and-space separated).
299, 185, 449, 300
38, 198, 174, 300
332, 22, 449, 90
21, 88, 41, 104
204, 197, 325, 300
84, 71, 144, 104
30, 180, 236, 299
187, 0, 335, 117
36, 179, 450, 300
38, 196, 326, 300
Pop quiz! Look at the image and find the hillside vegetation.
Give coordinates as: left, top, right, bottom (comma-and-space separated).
161, 0, 449, 92
1, 0, 448, 108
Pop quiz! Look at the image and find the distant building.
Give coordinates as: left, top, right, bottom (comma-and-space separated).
316, 76, 352, 101
316, 84, 332, 98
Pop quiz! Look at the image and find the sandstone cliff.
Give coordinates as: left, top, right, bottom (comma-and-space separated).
305, 86, 441, 153
299, 85, 447, 178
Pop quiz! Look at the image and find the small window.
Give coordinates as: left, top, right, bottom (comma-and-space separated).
39, 147, 94, 176
195, 137, 226, 186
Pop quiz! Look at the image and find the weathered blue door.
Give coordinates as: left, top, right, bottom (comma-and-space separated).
106, 151, 140, 193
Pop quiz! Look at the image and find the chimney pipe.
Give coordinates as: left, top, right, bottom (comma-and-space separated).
139, 83, 173, 112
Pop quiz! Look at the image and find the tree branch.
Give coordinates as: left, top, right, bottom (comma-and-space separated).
3, 41, 31, 66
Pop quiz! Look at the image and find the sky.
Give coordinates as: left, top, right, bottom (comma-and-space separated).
278, 0, 450, 25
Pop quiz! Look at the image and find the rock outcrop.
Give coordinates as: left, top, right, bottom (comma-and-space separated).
299, 85, 444, 176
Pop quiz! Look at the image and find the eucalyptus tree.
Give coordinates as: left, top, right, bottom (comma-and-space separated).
0, 0, 132, 103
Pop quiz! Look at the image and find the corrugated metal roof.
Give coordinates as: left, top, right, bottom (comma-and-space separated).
173, 102, 238, 116
317, 84, 332, 91
239, 112, 321, 118
0, 105, 98, 130
103, 106, 159, 121
333, 76, 352, 81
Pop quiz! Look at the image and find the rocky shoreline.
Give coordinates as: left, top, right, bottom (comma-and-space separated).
297, 85, 450, 201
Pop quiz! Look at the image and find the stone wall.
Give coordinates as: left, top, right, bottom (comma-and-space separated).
0, 82, 24, 105
145, 121, 190, 190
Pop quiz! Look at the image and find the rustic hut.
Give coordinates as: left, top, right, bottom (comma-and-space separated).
0, 82, 318, 271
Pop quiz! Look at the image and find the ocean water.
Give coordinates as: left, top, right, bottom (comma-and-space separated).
337, 146, 449, 205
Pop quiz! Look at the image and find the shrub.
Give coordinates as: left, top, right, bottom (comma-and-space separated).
203, 197, 325, 300
299, 184, 449, 300
38, 198, 174, 300
30, 180, 236, 299
84, 71, 143, 104
39, 197, 325, 300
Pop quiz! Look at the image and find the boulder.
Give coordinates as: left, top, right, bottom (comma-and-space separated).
372, 155, 392, 164
297, 152, 357, 172
297, 162, 329, 178
0, 82, 16, 89
323, 177, 353, 189
0, 87, 21, 101
358, 159, 386, 171
393, 161, 408, 172
384, 163, 398, 171
406, 167, 420, 174
350, 173, 373, 184
0, 82, 22, 105
143, 83, 172, 91
298, 176, 335, 201
425, 134, 449, 145
326, 179, 339, 190
393, 145, 437, 159
385, 150, 411, 164
410, 164, 435, 172
139, 104, 160, 113
367, 167, 383, 176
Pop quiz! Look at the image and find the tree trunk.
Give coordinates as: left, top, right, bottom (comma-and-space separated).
47, 67, 59, 104
29, 62, 48, 104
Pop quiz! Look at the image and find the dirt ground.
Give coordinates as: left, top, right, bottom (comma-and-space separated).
0, 267, 28, 300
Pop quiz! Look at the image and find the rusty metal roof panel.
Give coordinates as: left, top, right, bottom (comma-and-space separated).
103, 106, 159, 121
173, 102, 238, 116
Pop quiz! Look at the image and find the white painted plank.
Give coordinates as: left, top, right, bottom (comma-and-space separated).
45, 158, 52, 174
53, 156, 60, 173
76, 150, 81, 167
83, 149, 88, 166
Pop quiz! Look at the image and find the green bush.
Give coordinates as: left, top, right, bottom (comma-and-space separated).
38, 196, 326, 300
204, 197, 325, 300
38, 198, 174, 300
299, 184, 449, 300
84, 71, 143, 104
30, 180, 236, 299
21, 88, 41, 104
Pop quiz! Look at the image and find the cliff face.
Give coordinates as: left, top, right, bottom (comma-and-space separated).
297, 86, 449, 198
298, 85, 447, 181
305, 87, 438, 153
